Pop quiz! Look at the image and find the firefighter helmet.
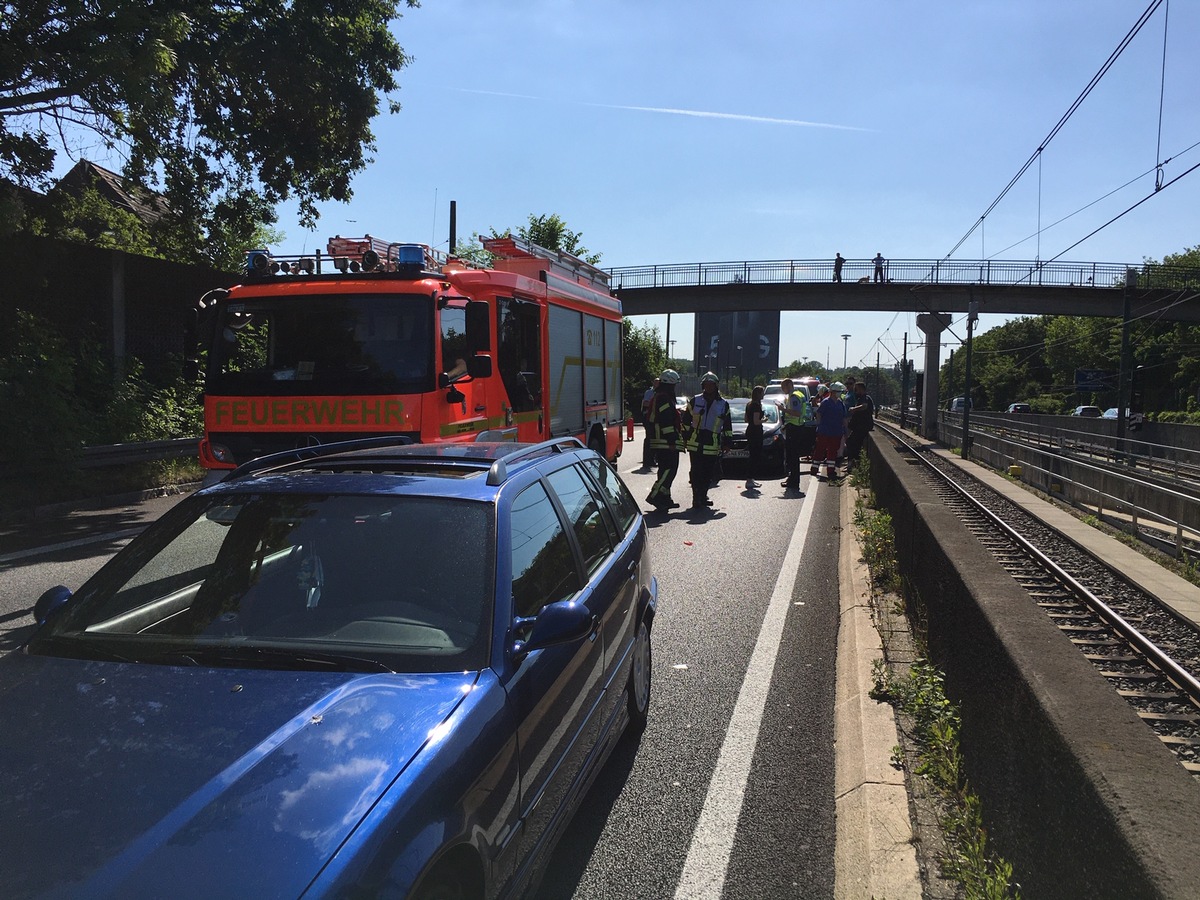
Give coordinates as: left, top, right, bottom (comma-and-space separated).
660, 369, 681, 385
701, 372, 719, 384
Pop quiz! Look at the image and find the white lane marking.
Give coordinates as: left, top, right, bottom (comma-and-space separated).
674, 480, 820, 899
0, 528, 144, 565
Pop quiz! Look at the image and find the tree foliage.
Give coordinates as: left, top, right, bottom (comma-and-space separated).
455, 212, 602, 266
1, 0, 419, 264
623, 319, 664, 419
942, 242, 1200, 416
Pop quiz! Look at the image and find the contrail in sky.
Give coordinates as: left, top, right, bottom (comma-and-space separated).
452, 88, 868, 131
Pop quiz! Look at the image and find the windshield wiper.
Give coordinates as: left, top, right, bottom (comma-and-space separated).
166, 645, 397, 673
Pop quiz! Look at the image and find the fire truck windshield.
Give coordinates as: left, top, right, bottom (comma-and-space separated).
208, 293, 434, 396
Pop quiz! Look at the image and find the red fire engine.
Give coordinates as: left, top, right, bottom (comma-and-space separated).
189, 234, 624, 479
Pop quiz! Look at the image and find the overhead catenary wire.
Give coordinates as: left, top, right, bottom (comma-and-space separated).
982, 137, 1200, 259
1156, 0, 1171, 190
942, 0, 1166, 262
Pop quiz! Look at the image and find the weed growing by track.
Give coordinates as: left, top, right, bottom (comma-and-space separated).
853, 455, 1021, 900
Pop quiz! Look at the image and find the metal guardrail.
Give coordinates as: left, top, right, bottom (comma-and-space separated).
607, 258, 1200, 291
80, 438, 199, 468
933, 413, 1200, 557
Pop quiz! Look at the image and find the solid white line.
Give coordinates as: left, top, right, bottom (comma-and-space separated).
0, 528, 144, 565
674, 480, 821, 899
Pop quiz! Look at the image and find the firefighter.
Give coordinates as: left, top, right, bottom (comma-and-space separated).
645, 369, 682, 510
685, 372, 732, 511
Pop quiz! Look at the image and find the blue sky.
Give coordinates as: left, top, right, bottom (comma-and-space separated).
83, 2, 1200, 373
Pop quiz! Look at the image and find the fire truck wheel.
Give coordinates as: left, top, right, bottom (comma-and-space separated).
587, 431, 605, 458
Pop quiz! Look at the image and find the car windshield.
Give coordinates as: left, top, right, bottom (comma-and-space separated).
28, 493, 494, 673
728, 400, 779, 424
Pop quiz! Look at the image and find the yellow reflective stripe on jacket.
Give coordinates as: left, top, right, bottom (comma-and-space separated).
687, 395, 732, 454
647, 395, 678, 449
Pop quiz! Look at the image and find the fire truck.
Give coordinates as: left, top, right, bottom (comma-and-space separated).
188, 234, 624, 480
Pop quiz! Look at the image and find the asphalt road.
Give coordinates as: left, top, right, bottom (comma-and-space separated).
0, 445, 843, 898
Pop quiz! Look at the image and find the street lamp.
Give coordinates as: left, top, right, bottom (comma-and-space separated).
841, 334, 851, 370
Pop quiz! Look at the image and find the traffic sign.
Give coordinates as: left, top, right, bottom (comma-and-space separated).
1074, 368, 1113, 391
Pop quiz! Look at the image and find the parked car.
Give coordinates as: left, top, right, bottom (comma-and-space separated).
949, 396, 972, 412
724, 397, 786, 473
1101, 407, 1129, 419
0, 437, 657, 899
1006, 402, 1032, 413
1072, 405, 1103, 417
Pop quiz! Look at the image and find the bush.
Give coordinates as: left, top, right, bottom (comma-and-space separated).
0, 311, 88, 475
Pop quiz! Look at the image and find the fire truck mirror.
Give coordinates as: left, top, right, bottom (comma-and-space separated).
466, 301, 491, 352
467, 356, 493, 379
446, 386, 466, 405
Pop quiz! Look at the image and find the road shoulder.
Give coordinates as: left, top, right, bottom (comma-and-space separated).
833, 480, 922, 899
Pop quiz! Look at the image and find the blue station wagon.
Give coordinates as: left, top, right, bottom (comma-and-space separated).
0, 438, 657, 898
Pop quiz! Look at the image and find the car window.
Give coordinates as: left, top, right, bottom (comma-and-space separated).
546, 465, 612, 577
37, 494, 493, 672
510, 482, 581, 618
582, 457, 639, 535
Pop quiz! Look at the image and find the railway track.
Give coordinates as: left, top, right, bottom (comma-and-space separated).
877, 421, 1200, 777
942, 414, 1200, 563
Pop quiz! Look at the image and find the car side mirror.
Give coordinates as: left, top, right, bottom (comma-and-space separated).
467, 356, 492, 379
34, 585, 73, 626
512, 600, 593, 658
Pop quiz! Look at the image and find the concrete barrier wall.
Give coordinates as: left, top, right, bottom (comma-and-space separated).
866, 434, 1200, 899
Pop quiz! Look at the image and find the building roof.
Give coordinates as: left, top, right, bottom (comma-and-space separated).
55, 160, 170, 225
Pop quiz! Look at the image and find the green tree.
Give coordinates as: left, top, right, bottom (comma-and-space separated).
456, 212, 602, 267
27, 176, 160, 256
623, 320, 664, 420
1, 0, 418, 264
516, 213, 601, 265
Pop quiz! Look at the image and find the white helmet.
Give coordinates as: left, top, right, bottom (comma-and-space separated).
701, 371, 719, 385
660, 368, 681, 385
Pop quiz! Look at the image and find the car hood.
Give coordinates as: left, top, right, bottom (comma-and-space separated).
0, 652, 478, 898
730, 418, 782, 437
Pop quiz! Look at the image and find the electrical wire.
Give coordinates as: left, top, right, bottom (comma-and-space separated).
981, 140, 1200, 259
942, 0, 1165, 262
1156, 0, 1170, 190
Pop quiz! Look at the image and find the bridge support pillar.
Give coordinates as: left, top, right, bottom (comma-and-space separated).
916, 313, 952, 440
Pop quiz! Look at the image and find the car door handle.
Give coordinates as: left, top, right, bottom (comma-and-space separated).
589, 615, 600, 641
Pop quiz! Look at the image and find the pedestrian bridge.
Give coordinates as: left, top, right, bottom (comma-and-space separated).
608, 257, 1200, 322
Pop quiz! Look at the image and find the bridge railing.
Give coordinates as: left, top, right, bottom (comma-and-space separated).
608, 258, 1200, 291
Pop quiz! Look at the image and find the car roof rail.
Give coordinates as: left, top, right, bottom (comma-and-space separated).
486, 437, 586, 486
224, 435, 416, 481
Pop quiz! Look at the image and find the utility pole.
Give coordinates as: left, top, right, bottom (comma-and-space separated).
962, 300, 979, 459
1117, 269, 1136, 445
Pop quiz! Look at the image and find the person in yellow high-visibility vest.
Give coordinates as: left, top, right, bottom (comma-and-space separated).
685, 372, 732, 511
779, 377, 811, 495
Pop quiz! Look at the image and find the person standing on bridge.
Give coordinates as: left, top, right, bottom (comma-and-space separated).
833, 253, 845, 283
872, 252, 886, 283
